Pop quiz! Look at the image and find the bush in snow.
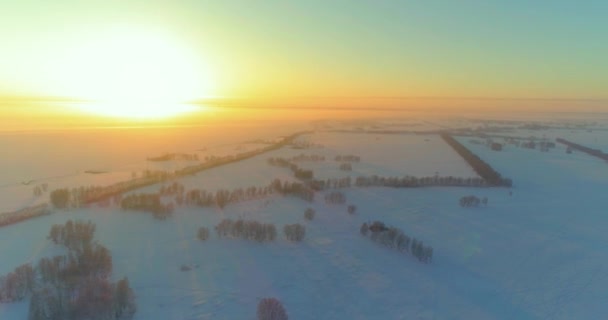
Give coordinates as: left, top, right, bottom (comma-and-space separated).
304, 208, 315, 221
459, 195, 481, 207
197, 227, 210, 241
257, 297, 288, 320
347, 205, 357, 214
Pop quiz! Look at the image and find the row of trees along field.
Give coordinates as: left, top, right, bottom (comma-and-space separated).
0, 220, 136, 320
202, 219, 307, 242
113, 179, 316, 219
440, 133, 512, 187
0, 204, 50, 228
47, 132, 309, 207
360, 221, 433, 264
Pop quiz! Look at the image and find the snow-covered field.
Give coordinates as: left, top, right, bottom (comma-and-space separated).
2, 117, 608, 319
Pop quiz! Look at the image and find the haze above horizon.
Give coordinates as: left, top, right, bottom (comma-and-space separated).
1, 0, 607, 121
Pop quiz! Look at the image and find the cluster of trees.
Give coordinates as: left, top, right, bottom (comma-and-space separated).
272, 179, 315, 202
338, 163, 352, 171
304, 208, 316, 221
283, 224, 306, 242
440, 133, 513, 187
267, 157, 314, 180
0, 263, 35, 302
459, 195, 488, 207
334, 155, 361, 162
120, 193, 174, 219
360, 221, 433, 264
48, 220, 96, 250
0, 204, 50, 228
50, 188, 71, 209
0, 221, 136, 319
257, 297, 288, 320
214, 219, 277, 242
290, 154, 325, 162
324, 191, 346, 204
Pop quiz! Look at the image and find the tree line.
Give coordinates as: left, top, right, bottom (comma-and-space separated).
48, 131, 310, 207
198, 219, 307, 243
440, 133, 512, 187
214, 219, 278, 242
334, 155, 361, 162
0, 204, 50, 228
360, 221, 433, 264
556, 137, 608, 161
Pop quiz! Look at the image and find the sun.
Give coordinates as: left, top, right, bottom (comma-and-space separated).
55, 27, 213, 119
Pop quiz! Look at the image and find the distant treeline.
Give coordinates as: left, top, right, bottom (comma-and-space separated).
180, 178, 314, 209
556, 138, 608, 161
334, 155, 361, 162
147, 153, 199, 162
117, 178, 315, 219
440, 133, 512, 187
206, 219, 306, 242
48, 131, 310, 209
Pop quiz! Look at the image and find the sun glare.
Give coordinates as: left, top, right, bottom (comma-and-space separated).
55, 27, 212, 119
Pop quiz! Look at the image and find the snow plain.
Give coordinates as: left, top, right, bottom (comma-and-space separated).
2, 119, 608, 319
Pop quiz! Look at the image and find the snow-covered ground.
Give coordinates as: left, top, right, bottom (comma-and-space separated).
2, 119, 608, 319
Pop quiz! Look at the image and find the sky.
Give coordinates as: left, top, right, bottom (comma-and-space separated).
1, 0, 607, 112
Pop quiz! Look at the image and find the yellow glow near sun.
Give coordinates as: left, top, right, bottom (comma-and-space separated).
55, 27, 212, 119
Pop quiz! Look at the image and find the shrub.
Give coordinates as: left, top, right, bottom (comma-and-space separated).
197, 227, 210, 241
360, 223, 368, 236
460, 195, 481, 207
257, 297, 288, 320
347, 205, 356, 214
304, 208, 315, 221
